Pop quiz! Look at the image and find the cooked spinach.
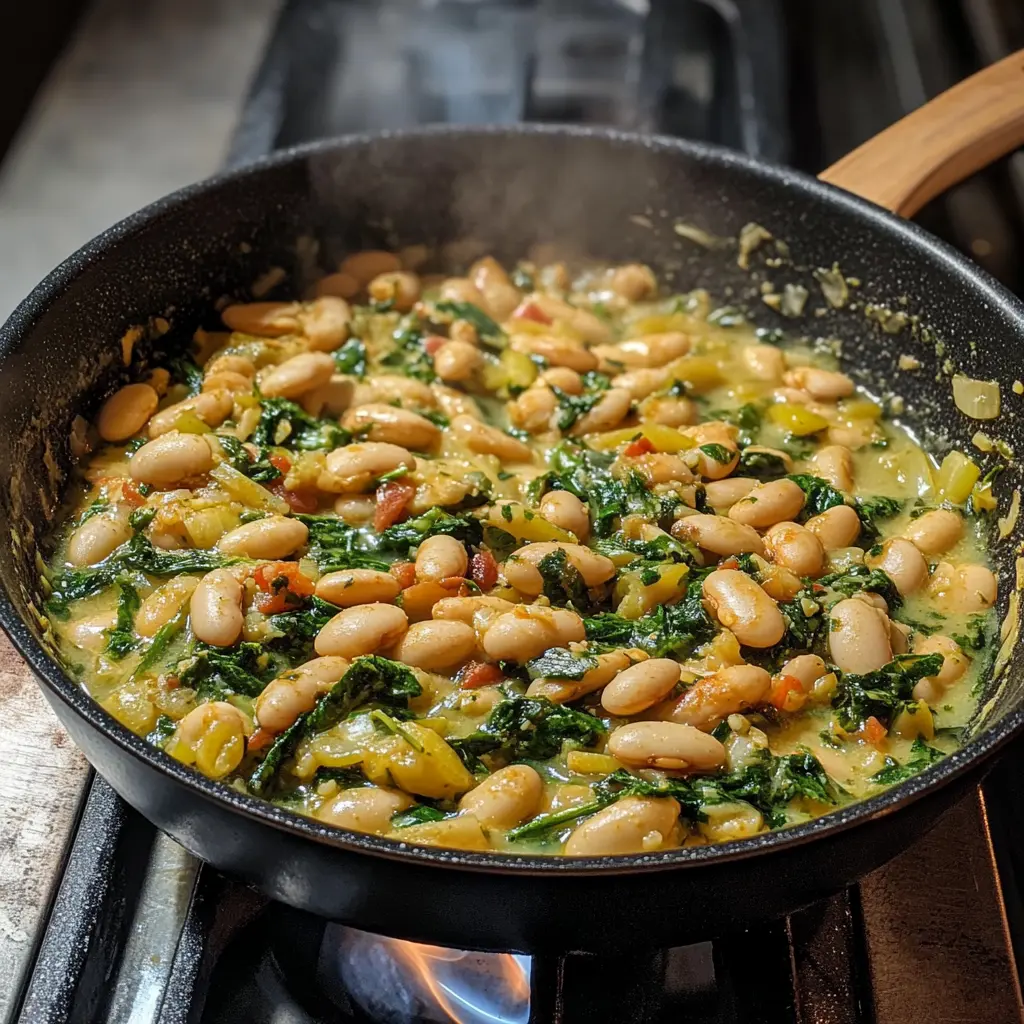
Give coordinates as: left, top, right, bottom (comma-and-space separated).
267, 596, 343, 660
535, 548, 592, 609
831, 653, 944, 731
333, 337, 367, 376
133, 606, 188, 678
216, 434, 282, 483
295, 515, 390, 573
551, 387, 604, 431
47, 535, 234, 617
584, 577, 715, 658
737, 449, 788, 480
178, 641, 272, 700
378, 507, 482, 554
818, 565, 901, 610
251, 397, 350, 451
869, 737, 945, 785
250, 655, 421, 795
700, 443, 734, 465
381, 316, 437, 383
168, 355, 204, 396
855, 495, 904, 538
451, 696, 606, 765
105, 578, 141, 660
391, 805, 447, 828
434, 300, 506, 350
788, 474, 846, 517
525, 647, 599, 681
146, 714, 177, 747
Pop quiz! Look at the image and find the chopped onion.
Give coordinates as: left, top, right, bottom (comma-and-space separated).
998, 488, 1020, 539
952, 374, 1000, 420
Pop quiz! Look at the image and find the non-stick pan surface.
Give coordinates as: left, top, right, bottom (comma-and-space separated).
2, 63, 1024, 953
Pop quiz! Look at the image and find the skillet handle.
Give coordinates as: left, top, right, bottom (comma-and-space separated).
819, 49, 1024, 217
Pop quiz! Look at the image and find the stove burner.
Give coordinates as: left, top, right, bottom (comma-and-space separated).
323, 928, 530, 1024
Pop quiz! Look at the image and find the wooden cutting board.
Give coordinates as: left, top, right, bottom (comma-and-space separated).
0, 633, 90, 1021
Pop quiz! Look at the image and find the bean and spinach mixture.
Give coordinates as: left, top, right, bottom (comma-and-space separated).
45, 251, 1000, 855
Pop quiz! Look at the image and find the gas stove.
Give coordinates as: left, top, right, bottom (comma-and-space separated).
10, 1, 1024, 1022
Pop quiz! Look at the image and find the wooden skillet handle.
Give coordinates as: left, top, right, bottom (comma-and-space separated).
819, 49, 1024, 217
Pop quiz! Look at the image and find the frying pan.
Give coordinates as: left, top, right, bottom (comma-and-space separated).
2, 53, 1024, 957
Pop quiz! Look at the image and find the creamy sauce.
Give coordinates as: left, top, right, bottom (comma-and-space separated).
44, 254, 999, 856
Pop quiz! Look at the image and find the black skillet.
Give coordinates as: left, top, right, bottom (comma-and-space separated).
2, 54, 1024, 956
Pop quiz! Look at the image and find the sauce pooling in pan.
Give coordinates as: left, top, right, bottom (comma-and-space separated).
45, 252, 999, 855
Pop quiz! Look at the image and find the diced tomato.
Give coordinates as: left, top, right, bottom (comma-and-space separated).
269, 452, 292, 474
623, 436, 656, 457
253, 561, 315, 614
512, 300, 553, 325
459, 661, 504, 689
390, 561, 417, 589
440, 576, 477, 597
374, 479, 416, 531
268, 479, 319, 513
247, 727, 274, 752
769, 674, 805, 712
719, 556, 740, 571
470, 550, 499, 590
860, 716, 887, 746
423, 335, 447, 355
120, 478, 147, 507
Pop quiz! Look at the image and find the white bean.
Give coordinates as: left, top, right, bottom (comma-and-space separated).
784, 367, 854, 400
254, 656, 350, 732
368, 270, 420, 311
702, 570, 785, 648
315, 569, 401, 607
601, 659, 681, 716
96, 383, 159, 442
458, 765, 543, 829
865, 538, 928, 596
608, 721, 727, 770
321, 442, 415, 493
317, 786, 414, 835
805, 504, 861, 550
66, 507, 132, 566
216, 516, 308, 560
539, 491, 590, 541
341, 404, 441, 451
510, 333, 598, 372
130, 432, 214, 487
727, 479, 805, 529
564, 797, 681, 855
314, 603, 409, 658
742, 344, 786, 382
659, 665, 771, 730
503, 542, 615, 596
481, 606, 585, 663
148, 391, 234, 438
912, 635, 969, 703
136, 576, 200, 637
415, 535, 469, 582
828, 598, 892, 673
190, 569, 244, 647
764, 521, 825, 577
449, 414, 534, 462
593, 332, 691, 369
703, 477, 758, 511
570, 388, 632, 436
928, 562, 998, 614
391, 619, 478, 671
903, 509, 963, 556
434, 340, 482, 382
810, 445, 855, 492
528, 648, 647, 704
673, 513, 765, 557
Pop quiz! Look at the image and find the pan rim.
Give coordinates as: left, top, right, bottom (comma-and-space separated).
2, 122, 1022, 875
